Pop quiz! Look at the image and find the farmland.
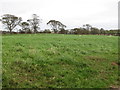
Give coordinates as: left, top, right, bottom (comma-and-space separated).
2, 34, 119, 88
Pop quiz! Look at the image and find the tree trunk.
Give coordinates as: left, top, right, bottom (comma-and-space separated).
10, 29, 12, 34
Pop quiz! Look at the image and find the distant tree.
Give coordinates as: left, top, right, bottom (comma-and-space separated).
43, 29, 51, 33
82, 24, 92, 34
58, 22, 66, 30
72, 28, 81, 34
69, 29, 75, 34
109, 30, 118, 36
20, 22, 30, 34
83, 24, 92, 31
59, 28, 68, 34
0, 14, 22, 33
27, 14, 41, 33
47, 20, 66, 33
90, 27, 100, 35
100, 28, 106, 35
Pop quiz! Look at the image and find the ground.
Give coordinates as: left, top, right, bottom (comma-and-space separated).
2, 34, 119, 88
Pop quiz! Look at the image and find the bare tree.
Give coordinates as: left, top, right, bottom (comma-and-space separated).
0, 14, 22, 33
27, 14, 41, 33
47, 20, 66, 33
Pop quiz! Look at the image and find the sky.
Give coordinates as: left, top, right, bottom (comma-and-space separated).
0, 0, 119, 31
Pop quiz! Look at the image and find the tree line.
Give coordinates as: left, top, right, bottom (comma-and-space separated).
0, 14, 119, 36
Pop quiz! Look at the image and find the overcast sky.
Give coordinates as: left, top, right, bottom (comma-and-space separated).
0, 0, 119, 30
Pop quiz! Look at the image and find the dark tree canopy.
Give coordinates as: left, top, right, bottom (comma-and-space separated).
47, 20, 66, 33
0, 14, 22, 33
20, 22, 30, 33
83, 24, 92, 31
90, 27, 100, 34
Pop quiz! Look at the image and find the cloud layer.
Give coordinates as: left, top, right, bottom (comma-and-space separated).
0, 0, 119, 30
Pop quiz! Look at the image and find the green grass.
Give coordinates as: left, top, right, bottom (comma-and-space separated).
2, 34, 119, 88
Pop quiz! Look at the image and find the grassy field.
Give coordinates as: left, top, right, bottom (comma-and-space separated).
2, 34, 119, 88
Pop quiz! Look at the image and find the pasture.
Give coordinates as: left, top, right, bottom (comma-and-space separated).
2, 34, 119, 88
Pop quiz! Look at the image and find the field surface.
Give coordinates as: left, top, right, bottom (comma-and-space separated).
2, 34, 119, 88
